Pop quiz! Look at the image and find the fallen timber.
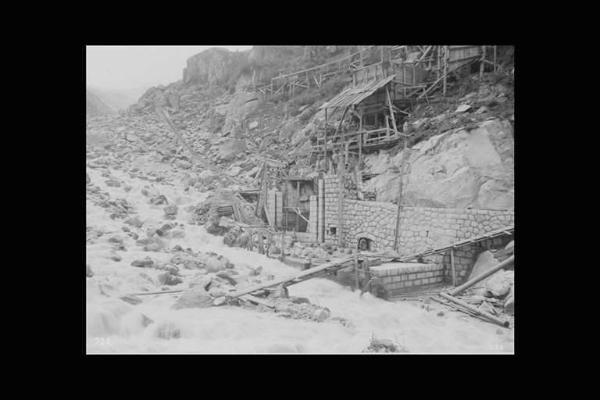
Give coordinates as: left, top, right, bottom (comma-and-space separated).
226, 255, 356, 299
437, 292, 509, 327
448, 255, 514, 297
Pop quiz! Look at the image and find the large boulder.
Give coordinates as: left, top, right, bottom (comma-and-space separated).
469, 251, 498, 286
217, 139, 246, 161
172, 288, 213, 310
222, 92, 260, 134
485, 270, 514, 297
363, 118, 513, 210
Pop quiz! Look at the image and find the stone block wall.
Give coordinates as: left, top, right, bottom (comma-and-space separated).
370, 263, 446, 297
317, 179, 324, 243
343, 199, 397, 251
323, 175, 342, 244
437, 235, 513, 284
396, 207, 514, 256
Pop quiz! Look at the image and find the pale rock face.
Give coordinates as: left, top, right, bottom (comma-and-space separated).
485, 270, 514, 297
363, 118, 514, 210
217, 139, 246, 161
183, 48, 245, 86
469, 251, 498, 288
222, 91, 260, 134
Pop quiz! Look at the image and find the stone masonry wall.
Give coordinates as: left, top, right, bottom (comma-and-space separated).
318, 174, 514, 285
321, 174, 514, 253
343, 199, 397, 251
323, 175, 343, 244
370, 263, 446, 297
395, 207, 514, 256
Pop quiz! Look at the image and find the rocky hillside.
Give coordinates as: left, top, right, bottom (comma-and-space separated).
87, 88, 115, 117
113, 46, 514, 210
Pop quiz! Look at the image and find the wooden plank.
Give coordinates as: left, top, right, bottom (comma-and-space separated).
227, 255, 355, 299
439, 293, 509, 327
385, 85, 398, 133
239, 294, 275, 308
264, 202, 273, 227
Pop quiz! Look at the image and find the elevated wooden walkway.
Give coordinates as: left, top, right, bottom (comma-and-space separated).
309, 46, 490, 162
247, 46, 378, 97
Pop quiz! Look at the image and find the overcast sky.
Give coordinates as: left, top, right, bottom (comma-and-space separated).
86, 46, 253, 91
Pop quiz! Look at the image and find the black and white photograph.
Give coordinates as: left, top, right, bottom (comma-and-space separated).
85, 45, 515, 354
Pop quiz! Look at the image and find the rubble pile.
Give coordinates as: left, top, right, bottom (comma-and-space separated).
451, 240, 515, 322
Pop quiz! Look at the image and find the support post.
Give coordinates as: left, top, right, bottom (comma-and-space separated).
324, 108, 328, 173
280, 229, 285, 262
358, 109, 363, 171
393, 151, 408, 251
386, 85, 398, 134
450, 247, 456, 286
337, 157, 344, 248
443, 46, 448, 96
295, 181, 300, 232
353, 252, 359, 292
480, 45, 486, 79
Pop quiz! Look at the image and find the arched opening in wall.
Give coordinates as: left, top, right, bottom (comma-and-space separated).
357, 237, 374, 252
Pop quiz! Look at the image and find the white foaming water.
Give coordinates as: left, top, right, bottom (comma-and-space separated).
86, 163, 514, 354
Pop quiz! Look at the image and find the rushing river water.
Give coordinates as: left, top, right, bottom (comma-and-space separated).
85, 157, 514, 354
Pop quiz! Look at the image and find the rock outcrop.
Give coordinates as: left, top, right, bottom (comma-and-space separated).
183, 48, 249, 87
363, 118, 514, 210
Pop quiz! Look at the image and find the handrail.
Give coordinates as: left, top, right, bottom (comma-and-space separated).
272, 46, 377, 82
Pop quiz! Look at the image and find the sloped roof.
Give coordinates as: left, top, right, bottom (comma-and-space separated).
320, 75, 394, 111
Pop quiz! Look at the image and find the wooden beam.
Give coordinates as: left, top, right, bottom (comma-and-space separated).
358, 109, 363, 170
450, 247, 456, 286
227, 255, 356, 299
324, 108, 328, 172
393, 152, 407, 251
480, 46, 486, 78
448, 255, 514, 297
385, 85, 398, 133
295, 181, 300, 232
443, 46, 448, 96
439, 293, 509, 327
337, 157, 344, 247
